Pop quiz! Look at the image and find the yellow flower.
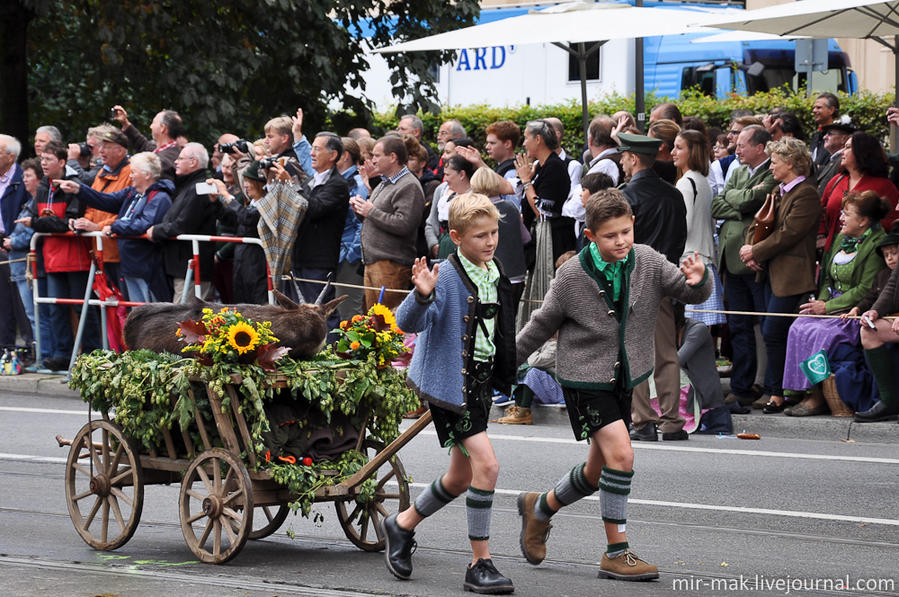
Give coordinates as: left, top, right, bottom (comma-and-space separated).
369, 303, 397, 328
350, 341, 361, 350
227, 321, 259, 354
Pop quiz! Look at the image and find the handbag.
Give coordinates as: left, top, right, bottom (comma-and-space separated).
751, 190, 778, 244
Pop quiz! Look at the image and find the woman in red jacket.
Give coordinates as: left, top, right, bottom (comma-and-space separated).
820, 131, 899, 253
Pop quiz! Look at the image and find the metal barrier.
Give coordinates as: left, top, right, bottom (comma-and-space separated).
29, 230, 275, 372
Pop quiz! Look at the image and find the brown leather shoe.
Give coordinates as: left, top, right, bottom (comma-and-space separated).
517, 492, 551, 565
597, 549, 659, 581
497, 406, 532, 425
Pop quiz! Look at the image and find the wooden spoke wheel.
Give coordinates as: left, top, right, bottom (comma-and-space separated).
247, 504, 290, 540
64, 420, 143, 550
179, 448, 253, 564
335, 438, 410, 552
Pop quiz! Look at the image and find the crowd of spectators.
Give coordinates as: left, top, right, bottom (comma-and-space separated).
2, 92, 899, 426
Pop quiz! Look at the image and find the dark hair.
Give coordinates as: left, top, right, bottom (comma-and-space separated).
377, 135, 407, 164
446, 154, 475, 180
525, 120, 559, 151
401, 134, 427, 164
20, 157, 43, 179
849, 131, 889, 178
743, 124, 771, 148
652, 102, 683, 126
681, 116, 708, 139
677, 130, 710, 176
41, 141, 67, 160
315, 131, 343, 160
448, 136, 474, 149
775, 112, 806, 141
159, 110, 183, 139
588, 116, 615, 148
581, 172, 614, 195
485, 120, 521, 147
817, 92, 840, 114
843, 190, 890, 223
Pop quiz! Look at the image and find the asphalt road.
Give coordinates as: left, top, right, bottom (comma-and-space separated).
1, 391, 898, 597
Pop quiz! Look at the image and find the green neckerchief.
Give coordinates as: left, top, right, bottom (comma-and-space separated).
839, 227, 872, 254
589, 241, 628, 302
457, 251, 500, 362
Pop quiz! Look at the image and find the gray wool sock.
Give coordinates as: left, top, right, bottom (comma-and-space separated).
553, 462, 599, 507
413, 477, 459, 518
599, 465, 634, 524
466, 486, 494, 541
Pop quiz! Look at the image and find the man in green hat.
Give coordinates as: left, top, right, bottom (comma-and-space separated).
618, 132, 688, 442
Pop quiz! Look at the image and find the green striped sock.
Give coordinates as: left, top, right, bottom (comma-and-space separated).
599, 465, 633, 524
554, 462, 599, 507
413, 477, 459, 518
466, 486, 494, 541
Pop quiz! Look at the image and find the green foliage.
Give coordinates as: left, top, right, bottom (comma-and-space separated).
23, 0, 479, 147
70, 347, 419, 518
373, 88, 895, 156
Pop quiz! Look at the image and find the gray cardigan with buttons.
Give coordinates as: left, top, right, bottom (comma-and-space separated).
516, 244, 711, 391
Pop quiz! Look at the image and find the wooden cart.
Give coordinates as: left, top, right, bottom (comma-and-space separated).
58, 372, 431, 564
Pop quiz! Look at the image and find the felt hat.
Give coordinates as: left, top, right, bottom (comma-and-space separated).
617, 133, 662, 155
876, 229, 899, 257
822, 122, 856, 135
243, 161, 266, 182
99, 129, 129, 148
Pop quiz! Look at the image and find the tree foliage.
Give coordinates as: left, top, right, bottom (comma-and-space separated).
9, 0, 478, 150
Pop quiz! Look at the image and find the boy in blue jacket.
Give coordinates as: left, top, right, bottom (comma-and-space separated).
382, 192, 516, 594
515, 189, 710, 582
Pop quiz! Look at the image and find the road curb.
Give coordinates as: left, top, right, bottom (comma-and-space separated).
0, 373, 78, 398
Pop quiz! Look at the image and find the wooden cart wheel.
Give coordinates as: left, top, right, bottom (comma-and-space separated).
64, 420, 143, 550
335, 438, 410, 551
247, 504, 290, 540
179, 448, 253, 564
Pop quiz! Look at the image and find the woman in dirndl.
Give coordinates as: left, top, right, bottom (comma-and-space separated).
781, 190, 889, 416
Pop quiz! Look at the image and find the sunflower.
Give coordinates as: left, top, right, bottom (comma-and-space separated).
369, 303, 398, 331
227, 321, 260, 354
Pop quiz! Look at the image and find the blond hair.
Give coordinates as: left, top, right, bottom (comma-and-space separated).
449, 192, 500, 235
766, 137, 813, 177
264, 116, 292, 136
470, 167, 503, 198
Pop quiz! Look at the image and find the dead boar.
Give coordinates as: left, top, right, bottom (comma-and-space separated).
123, 290, 347, 359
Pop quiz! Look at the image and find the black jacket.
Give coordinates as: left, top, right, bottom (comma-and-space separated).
153, 169, 221, 280
293, 166, 350, 271
219, 196, 268, 304
622, 168, 686, 265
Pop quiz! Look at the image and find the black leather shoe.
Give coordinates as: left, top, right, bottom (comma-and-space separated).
762, 399, 785, 414
629, 422, 658, 442
42, 357, 69, 372
381, 513, 416, 580
854, 401, 899, 423
464, 558, 514, 594
662, 429, 689, 441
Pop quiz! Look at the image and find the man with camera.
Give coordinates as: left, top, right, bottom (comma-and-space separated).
292, 132, 349, 330
66, 127, 103, 185
146, 143, 220, 302
262, 115, 305, 184
112, 105, 182, 181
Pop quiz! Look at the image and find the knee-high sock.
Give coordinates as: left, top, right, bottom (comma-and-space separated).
413, 477, 460, 518
865, 346, 896, 406
535, 462, 598, 521
466, 486, 494, 541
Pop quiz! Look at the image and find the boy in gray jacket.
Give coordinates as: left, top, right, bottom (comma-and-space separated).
515, 188, 710, 582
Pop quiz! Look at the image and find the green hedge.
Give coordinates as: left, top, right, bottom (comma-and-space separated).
371, 88, 895, 156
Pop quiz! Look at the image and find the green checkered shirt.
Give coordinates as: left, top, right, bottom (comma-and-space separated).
589, 241, 628, 302
458, 252, 499, 362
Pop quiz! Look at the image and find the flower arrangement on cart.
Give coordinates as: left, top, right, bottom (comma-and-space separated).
65, 301, 422, 563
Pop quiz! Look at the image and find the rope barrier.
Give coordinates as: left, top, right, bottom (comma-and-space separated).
0, 257, 27, 266
286, 275, 890, 320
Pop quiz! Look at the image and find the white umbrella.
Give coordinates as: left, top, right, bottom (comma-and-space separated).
375, 1, 734, 142
701, 0, 899, 105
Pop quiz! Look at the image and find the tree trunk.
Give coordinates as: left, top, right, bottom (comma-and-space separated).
0, 2, 34, 156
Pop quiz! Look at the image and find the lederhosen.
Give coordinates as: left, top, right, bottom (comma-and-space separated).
561, 252, 633, 441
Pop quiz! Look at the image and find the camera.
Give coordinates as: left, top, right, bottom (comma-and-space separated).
258, 156, 279, 170
77, 142, 92, 159
109, 107, 119, 120
219, 139, 250, 155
